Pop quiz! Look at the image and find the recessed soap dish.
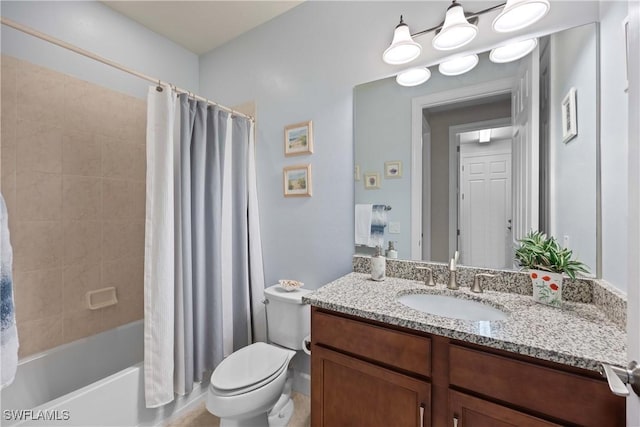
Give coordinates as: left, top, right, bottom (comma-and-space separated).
86, 287, 118, 310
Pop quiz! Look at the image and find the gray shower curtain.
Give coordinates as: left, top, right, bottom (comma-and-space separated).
144, 87, 265, 407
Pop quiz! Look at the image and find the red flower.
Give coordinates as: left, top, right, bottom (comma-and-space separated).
531, 272, 538, 279
550, 283, 559, 291
542, 276, 551, 281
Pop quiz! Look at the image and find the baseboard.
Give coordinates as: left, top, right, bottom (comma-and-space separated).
293, 370, 310, 396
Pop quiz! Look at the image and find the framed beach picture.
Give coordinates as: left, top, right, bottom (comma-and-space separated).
364, 172, 380, 190
284, 121, 313, 156
283, 164, 312, 197
561, 87, 577, 143
384, 161, 402, 178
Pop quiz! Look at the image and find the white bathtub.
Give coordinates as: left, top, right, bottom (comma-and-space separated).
1, 321, 207, 427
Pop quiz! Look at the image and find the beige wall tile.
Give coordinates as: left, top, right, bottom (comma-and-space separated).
17, 315, 64, 358
13, 220, 63, 272
63, 309, 102, 343
103, 179, 145, 220
63, 220, 101, 266
62, 131, 101, 176
16, 171, 62, 221
1, 116, 17, 181
1, 56, 17, 129
62, 175, 102, 220
63, 78, 99, 134
16, 60, 65, 127
101, 257, 143, 330
1, 170, 16, 231
16, 120, 63, 173
101, 135, 146, 181
103, 221, 144, 261
13, 268, 63, 323
63, 263, 102, 314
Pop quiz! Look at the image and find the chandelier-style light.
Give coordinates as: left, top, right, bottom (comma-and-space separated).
432, 1, 478, 51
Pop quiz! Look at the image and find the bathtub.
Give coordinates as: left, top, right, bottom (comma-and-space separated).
1, 321, 207, 427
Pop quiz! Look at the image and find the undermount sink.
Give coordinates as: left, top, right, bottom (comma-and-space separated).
397, 293, 508, 321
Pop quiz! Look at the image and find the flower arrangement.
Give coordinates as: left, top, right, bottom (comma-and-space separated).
514, 230, 589, 280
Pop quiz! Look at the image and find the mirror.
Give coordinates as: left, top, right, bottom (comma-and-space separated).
354, 23, 599, 275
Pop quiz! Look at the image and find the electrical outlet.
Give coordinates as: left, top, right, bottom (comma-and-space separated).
389, 222, 400, 234
563, 235, 570, 248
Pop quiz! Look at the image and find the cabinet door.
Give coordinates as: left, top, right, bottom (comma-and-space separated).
312, 345, 430, 427
449, 390, 561, 427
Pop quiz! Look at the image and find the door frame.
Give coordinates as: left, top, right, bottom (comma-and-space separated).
411, 78, 514, 260
448, 117, 512, 258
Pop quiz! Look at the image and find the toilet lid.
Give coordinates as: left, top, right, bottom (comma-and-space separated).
211, 342, 291, 391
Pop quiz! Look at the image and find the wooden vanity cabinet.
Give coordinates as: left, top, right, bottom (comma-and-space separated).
310, 307, 625, 427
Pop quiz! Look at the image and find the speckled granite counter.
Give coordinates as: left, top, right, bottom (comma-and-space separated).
303, 272, 627, 373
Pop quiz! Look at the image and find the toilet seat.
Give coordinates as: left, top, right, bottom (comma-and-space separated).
210, 342, 292, 397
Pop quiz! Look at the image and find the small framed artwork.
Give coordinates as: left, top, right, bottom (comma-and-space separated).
561, 87, 577, 143
384, 161, 403, 178
283, 164, 312, 197
364, 172, 380, 190
284, 121, 313, 156
354, 165, 361, 181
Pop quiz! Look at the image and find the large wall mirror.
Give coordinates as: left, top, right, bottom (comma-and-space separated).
354, 22, 600, 276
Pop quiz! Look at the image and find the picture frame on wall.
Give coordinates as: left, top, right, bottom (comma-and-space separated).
364, 172, 380, 190
284, 121, 313, 156
283, 164, 312, 197
561, 87, 577, 143
384, 161, 403, 178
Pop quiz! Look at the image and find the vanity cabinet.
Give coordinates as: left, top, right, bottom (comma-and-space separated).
310, 307, 625, 427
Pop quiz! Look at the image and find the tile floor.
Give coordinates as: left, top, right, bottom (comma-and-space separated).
166, 392, 310, 427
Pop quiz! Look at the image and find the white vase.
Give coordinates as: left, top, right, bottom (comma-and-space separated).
371, 255, 386, 281
530, 270, 563, 307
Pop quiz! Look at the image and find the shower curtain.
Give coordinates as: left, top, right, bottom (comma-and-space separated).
144, 86, 265, 408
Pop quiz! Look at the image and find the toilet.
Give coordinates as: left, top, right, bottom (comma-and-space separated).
206, 284, 311, 427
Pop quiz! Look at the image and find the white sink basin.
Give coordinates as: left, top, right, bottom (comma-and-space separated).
397, 294, 508, 321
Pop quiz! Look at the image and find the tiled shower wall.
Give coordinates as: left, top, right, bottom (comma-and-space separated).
0, 55, 146, 357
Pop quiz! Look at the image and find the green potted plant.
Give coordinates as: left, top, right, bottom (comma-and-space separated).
514, 230, 589, 307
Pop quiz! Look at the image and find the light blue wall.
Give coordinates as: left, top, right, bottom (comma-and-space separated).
0, 1, 199, 99
599, 1, 629, 292
549, 24, 598, 277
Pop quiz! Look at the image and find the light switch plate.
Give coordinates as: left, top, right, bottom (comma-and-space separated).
389, 222, 400, 234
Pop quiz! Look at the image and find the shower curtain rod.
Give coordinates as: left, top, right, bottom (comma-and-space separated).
0, 17, 254, 122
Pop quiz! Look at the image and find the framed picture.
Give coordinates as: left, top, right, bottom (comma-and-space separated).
283, 164, 312, 197
561, 87, 577, 143
354, 165, 361, 181
284, 121, 313, 156
384, 161, 403, 178
364, 172, 380, 190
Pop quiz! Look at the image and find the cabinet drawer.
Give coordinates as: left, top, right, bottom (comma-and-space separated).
449, 345, 625, 427
312, 309, 431, 377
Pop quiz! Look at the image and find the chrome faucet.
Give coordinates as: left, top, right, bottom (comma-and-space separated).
472, 273, 496, 293
447, 251, 459, 290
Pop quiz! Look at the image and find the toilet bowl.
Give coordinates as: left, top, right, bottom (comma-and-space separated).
206, 285, 311, 427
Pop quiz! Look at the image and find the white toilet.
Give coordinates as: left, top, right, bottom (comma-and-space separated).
206, 284, 311, 427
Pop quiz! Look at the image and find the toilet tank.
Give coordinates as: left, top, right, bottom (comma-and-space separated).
264, 285, 311, 350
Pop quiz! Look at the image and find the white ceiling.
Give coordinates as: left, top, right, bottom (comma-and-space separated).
102, 1, 303, 55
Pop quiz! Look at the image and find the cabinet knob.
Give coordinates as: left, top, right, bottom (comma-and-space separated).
419, 404, 425, 427
453, 415, 459, 427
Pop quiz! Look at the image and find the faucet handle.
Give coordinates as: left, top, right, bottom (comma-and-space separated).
415, 266, 436, 286
472, 273, 496, 293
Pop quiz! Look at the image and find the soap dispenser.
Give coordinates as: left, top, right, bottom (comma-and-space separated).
371, 246, 386, 281
386, 241, 398, 259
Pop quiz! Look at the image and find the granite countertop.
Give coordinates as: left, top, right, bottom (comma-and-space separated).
303, 272, 627, 373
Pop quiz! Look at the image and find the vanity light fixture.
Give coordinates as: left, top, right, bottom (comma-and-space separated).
492, 0, 550, 33
438, 54, 479, 76
396, 67, 432, 87
489, 38, 538, 63
382, 0, 550, 70
382, 16, 422, 65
